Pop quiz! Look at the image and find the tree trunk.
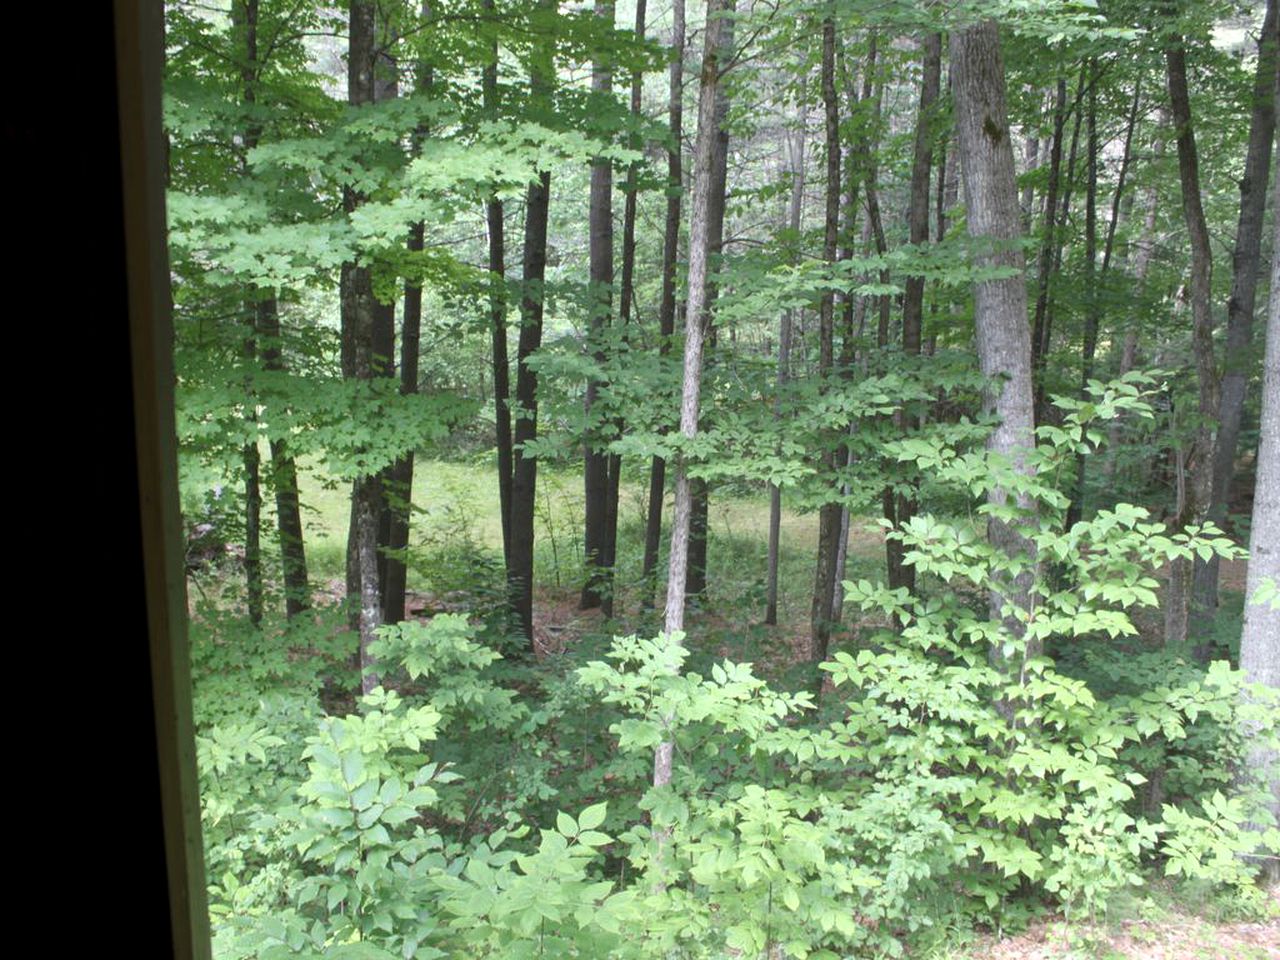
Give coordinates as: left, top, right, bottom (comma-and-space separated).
1068, 69, 1140, 529
382, 18, 430, 627
1238, 156, 1280, 885
655, 0, 730, 797
1028, 73, 1065, 401
582, 0, 616, 612
1065, 60, 1101, 532
482, 0, 513, 570
1193, 0, 1278, 636
234, 0, 264, 629
509, 0, 556, 649
808, 5, 842, 665
257, 297, 310, 617
1105, 129, 1163, 479
951, 20, 1039, 699
765, 116, 806, 627
1034, 72, 1086, 426
832, 62, 864, 623
1019, 95, 1040, 233
641, 0, 685, 609
343, 0, 381, 692
609, 0, 647, 620
888, 30, 941, 597
1164, 23, 1219, 654
242, 379, 263, 628
686, 12, 734, 603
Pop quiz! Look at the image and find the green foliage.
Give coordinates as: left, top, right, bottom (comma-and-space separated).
168, 0, 1279, 954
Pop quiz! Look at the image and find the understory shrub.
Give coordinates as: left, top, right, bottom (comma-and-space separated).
196, 377, 1278, 958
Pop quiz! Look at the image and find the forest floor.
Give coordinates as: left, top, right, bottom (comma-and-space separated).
959, 908, 1279, 959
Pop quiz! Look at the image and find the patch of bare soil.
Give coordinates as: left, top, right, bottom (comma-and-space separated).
530, 592, 606, 657
967, 911, 1279, 960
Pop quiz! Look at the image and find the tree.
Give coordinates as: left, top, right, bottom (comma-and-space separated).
884, 29, 941, 598
1192, 0, 1278, 635
343, 0, 383, 693
508, 0, 557, 648
1238, 154, 1280, 886
641, 0, 686, 610
483, 0, 515, 581
684, 2, 735, 603
582, 0, 618, 613
950, 17, 1039, 684
765, 109, 805, 627
807, 2, 842, 665
1162, 10, 1218, 652
655, 0, 733, 792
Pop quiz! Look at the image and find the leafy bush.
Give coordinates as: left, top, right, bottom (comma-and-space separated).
196, 375, 1278, 959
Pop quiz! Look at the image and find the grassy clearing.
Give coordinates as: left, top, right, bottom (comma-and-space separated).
272, 449, 886, 637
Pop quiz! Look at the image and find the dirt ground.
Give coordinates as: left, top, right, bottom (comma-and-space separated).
965, 909, 1278, 959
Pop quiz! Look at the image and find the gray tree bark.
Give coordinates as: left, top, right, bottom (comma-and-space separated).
887, 30, 941, 599
951, 20, 1040, 695
655, 0, 731, 794
685, 7, 734, 602
1238, 155, 1280, 887
1164, 24, 1219, 653
641, 0, 685, 609
341, 0, 382, 693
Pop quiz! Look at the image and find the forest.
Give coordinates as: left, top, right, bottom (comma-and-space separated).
166, 0, 1280, 956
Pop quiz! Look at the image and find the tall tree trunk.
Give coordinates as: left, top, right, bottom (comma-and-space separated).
1238, 157, 1280, 884
233, 0, 308, 622
234, 0, 264, 628
832, 49, 862, 624
851, 39, 903, 593
641, 0, 685, 609
1192, 0, 1278, 636
654, 0, 731, 797
1034, 72, 1086, 426
1164, 22, 1219, 654
1065, 60, 1101, 532
582, 0, 617, 612
951, 20, 1040, 705
685, 5, 735, 602
372, 22, 401, 621
1020, 93, 1040, 233
888, 30, 941, 597
509, 0, 556, 649
1105, 129, 1163, 479
242, 351, 263, 628
257, 297, 310, 617
342, 0, 382, 692
607, 0, 647, 620
381, 15, 429, 627
482, 0, 513, 570
765, 114, 806, 627
1029, 71, 1070, 424
1068, 69, 1140, 528
808, 5, 842, 664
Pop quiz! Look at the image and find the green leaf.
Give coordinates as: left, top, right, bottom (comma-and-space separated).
578, 801, 608, 831
556, 810, 578, 836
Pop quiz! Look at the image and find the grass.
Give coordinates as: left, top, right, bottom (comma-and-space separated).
249, 447, 888, 642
